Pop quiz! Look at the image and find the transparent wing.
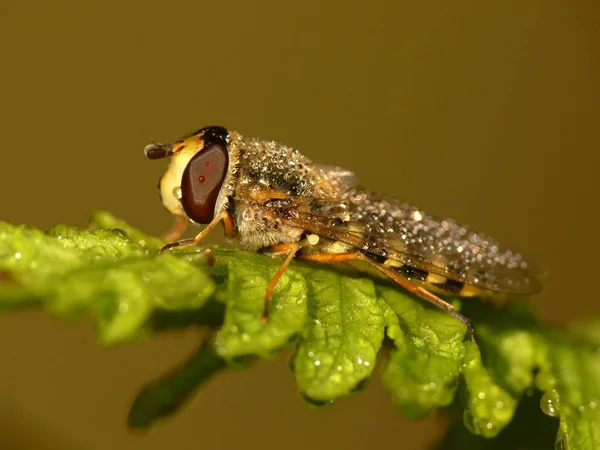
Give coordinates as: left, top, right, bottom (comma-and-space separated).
313, 164, 358, 190
280, 188, 544, 296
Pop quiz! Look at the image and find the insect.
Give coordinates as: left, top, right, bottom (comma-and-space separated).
144, 126, 543, 340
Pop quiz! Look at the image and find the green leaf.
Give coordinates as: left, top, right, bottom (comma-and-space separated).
46, 224, 149, 260
436, 392, 558, 450
214, 253, 308, 359
465, 302, 544, 397
460, 342, 519, 438
294, 270, 385, 402
1, 211, 599, 448
378, 285, 466, 417
448, 302, 544, 438
536, 322, 600, 449
0, 220, 215, 345
89, 210, 164, 251
0, 222, 85, 288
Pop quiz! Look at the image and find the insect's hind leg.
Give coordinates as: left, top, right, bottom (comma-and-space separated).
298, 251, 476, 341
365, 259, 476, 341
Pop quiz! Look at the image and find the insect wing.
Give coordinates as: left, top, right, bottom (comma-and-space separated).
277, 193, 543, 296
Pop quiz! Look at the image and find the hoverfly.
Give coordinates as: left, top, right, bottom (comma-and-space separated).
144, 126, 543, 340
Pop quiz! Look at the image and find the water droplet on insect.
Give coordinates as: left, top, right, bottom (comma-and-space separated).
478, 392, 486, 400
172, 186, 182, 200
314, 360, 321, 366
14, 252, 22, 260
306, 234, 319, 245
541, 389, 561, 417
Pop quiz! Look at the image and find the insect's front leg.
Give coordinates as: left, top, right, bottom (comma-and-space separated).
161, 215, 188, 243
159, 210, 236, 253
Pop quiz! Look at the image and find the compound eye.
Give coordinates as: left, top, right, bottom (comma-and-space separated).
180, 143, 229, 224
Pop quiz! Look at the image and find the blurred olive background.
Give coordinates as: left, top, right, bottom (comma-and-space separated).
0, 1, 598, 449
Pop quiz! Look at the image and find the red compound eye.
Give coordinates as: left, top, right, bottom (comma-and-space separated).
180, 143, 229, 224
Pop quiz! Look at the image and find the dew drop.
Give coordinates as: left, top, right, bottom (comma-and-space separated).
541, 389, 561, 417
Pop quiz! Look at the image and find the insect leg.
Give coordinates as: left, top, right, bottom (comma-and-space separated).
221, 211, 236, 238
299, 251, 476, 341
161, 215, 188, 243
159, 210, 235, 253
262, 242, 302, 319
363, 259, 476, 341
298, 252, 366, 263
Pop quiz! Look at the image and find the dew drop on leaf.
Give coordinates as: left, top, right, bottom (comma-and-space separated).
540, 389, 561, 417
